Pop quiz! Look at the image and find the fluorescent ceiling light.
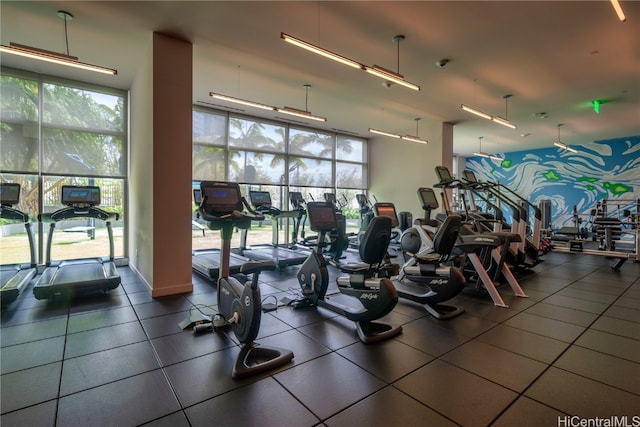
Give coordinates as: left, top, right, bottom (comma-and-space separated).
0, 11, 117, 76
364, 65, 420, 91
553, 141, 578, 153
492, 115, 517, 129
610, 0, 626, 22
462, 94, 517, 129
280, 33, 363, 69
473, 151, 503, 161
369, 128, 401, 139
461, 104, 492, 120
0, 42, 117, 75
276, 106, 326, 122
281, 32, 420, 91
210, 92, 275, 111
473, 136, 502, 160
401, 135, 428, 144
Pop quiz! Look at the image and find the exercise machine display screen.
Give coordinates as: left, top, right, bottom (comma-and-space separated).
356, 194, 368, 207
249, 191, 272, 209
62, 186, 100, 206
435, 166, 453, 183
374, 203, 399, 227
200, 182, 242, 214
307, 202, 337, 231
418, 188, 439, 209
193, 189, 202, 206
290, 192, 304, 208
0, 183, 20, 206
324, 193, 336, 204
462, 170, 478, 183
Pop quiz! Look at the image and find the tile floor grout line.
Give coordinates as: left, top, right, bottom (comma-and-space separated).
486, 269, 640, 426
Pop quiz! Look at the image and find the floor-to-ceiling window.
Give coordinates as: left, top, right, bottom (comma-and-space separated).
0, 67, 128, 264
191, 106, 368, 250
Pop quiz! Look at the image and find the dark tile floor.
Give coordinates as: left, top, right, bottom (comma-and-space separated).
1, 251, 639, 426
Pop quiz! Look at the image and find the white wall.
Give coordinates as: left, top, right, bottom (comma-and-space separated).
129, 33, 154, 288
369, 132, 444, 222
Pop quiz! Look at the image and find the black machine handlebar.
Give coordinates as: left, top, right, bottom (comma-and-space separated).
198, 181, 265, 227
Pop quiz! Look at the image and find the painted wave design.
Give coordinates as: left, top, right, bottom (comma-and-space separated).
466, 136, 640, 229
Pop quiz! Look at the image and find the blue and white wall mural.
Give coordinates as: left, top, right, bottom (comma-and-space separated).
465, 135, 640, 231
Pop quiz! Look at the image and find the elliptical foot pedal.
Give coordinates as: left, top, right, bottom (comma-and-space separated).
356, 321, 402, 344
232, 342, 294, 379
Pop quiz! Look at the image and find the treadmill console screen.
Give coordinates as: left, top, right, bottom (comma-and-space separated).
289, 191, 304, 209
61, 186, 100, 206
462, 170, 478, 183
0, 183, 20, 206
323, 193, 336, 204
373, 203, 399, 227
418, 188, 439, 210
435, 166, 453, 183
249, 191, 272, 209
307, 202, 338, 232
356, 194, 369, 208
193, 189, 202, 206
200, 181, 242, 214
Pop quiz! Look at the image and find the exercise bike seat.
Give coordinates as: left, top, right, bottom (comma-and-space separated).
339, 215, 393, 275
403, 214, 462, 275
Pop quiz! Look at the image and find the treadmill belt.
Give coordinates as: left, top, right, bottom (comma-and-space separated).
33, 260, 120, 300
192, 250, 248, 280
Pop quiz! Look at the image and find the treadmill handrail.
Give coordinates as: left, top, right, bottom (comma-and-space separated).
0, 206, 29, 223
199, 197, 265, 223
40, 206, 118, 222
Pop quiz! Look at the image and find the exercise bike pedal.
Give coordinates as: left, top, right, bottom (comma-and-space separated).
212, 314, 228, 328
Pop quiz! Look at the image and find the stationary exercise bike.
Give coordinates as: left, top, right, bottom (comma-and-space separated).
293, 201, 402, 344
198, 181, 293, 379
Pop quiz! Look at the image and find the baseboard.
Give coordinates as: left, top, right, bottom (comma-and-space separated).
151, 282, 193, 298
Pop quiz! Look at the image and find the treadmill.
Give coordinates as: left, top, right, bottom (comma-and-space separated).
239, 190, 309, 269
0, 183, 37, 306
33, 185, 121, 300
191, 188, 250, 280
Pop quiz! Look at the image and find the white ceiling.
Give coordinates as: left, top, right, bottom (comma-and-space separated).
2, 1, 639, 156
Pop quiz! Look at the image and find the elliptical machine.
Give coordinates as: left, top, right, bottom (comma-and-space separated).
198, 181, 293, 379
293, 201, 402, 344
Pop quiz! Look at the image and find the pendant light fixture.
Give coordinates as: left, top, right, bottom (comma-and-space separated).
281, 32, 420, 91
492, 94, 517, 129
401, 118, 428, 144
369, 128, 401, 139
610, 0, 626, 22
0, 11, 117, 75
473, 137, 503, 161
461, 89, 517, 129
370, 117, 427, 144
553, 124, 578, 153
276, 84, 326, 122
364, 35, 420, 91
209, 92, 276, 111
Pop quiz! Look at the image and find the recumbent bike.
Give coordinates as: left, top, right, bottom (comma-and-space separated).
292, 201, 402, 344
